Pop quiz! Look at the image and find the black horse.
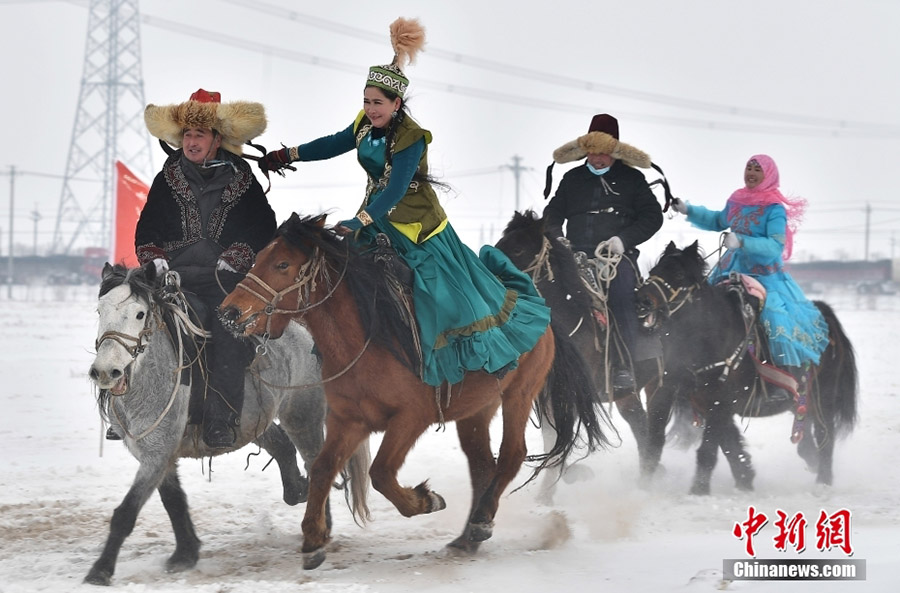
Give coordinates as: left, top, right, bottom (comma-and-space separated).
496, 211, 661, 491
635, 241, 858, 495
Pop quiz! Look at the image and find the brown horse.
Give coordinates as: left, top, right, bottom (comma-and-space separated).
219, 213, 601, 569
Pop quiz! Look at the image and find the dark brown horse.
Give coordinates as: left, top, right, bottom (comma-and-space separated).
218, 213, 604, 568
635, 241, 858, 494
496, 210, 661, 487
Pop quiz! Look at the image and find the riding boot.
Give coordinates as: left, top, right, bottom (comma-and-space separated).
765, 365, 804, 405
202, 318, 253, 449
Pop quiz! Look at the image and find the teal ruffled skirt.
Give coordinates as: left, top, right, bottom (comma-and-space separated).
357, 221, 551, 386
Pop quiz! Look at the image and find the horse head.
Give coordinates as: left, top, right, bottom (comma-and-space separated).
636, 241, 707, 331
495, 209, 546, 270
219, 212, 333, 339
89, 262, 160, 395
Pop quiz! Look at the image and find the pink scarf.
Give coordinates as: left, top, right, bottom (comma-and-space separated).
727, 154, 806, 260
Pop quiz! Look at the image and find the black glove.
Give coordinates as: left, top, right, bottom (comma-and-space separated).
259, 146, 295, 176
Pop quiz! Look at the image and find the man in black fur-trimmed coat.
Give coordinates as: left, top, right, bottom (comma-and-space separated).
544, 113, 663, 395
136, 89, 276, 448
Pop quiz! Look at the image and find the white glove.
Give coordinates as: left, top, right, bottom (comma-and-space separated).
724, 233, 742, 249
606, 236, 625, 255
671, 198, 688, 215
152, 258, 168, 275
216, 258, 238, 273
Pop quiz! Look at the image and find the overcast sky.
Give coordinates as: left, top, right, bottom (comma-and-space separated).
1, 0, 898, 264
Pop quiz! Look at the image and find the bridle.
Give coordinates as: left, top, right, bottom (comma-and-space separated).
233, 241, 374, 385
640, 274, 698, 319
95, 303, 159, 360
96, 278, 207, 441
233, 246, 348, 347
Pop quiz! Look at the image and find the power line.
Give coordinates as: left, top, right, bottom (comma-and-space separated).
218, 0, 900, 135
128, 11, 900, 139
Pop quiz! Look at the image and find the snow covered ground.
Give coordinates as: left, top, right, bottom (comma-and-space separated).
1, 284, 897, 592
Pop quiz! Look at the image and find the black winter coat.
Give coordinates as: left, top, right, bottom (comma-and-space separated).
135, 151, 276, 297
544, 160, 663, 254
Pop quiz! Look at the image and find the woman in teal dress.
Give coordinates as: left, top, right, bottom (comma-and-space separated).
672, 154, 829, 398
262, 18, 549, 386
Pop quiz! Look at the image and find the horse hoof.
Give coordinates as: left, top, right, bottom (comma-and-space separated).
561, 464, 595, 484
446, 537, 481, 555
165, 554, 199, 573
303, 548, 327, 570
427, 491, 447, 513
84, 568, 112, 586
468, 521, 494, 542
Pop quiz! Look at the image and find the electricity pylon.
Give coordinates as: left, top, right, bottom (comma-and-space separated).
52, 0, 153, 255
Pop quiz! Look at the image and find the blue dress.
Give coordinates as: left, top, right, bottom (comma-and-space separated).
687, 200, 829, 367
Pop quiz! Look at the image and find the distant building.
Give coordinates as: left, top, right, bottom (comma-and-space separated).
786, 259, 897, 294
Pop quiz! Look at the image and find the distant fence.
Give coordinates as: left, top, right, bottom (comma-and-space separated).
0, 283, 97, 303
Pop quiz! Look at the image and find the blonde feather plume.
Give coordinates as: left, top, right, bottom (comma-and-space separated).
389, 17, 426, 68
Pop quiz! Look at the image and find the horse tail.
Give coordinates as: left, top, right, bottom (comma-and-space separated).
815, 301, 858, 436
536, 326, 615, 467
343, 437, 372, 525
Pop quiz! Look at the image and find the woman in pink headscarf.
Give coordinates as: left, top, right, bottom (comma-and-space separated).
672, 154, 829, 401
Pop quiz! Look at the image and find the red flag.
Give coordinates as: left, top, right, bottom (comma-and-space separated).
114, 161, 149, 267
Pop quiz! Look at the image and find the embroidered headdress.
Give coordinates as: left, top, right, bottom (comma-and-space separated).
366, 18, 426, 98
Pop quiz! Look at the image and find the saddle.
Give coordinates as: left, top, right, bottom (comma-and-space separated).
717, 272, 799, 399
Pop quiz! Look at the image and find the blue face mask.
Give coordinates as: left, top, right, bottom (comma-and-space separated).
586, 162, 610, 176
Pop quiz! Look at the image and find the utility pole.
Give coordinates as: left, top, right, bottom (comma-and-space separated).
501, 155, 533, 213
31, 207, 42, 256
864, 202, 871, 261
6, 165, 15, 297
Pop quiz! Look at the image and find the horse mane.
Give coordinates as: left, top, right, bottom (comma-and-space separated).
502, 210, 594, 314
276, 213, 423, 376
657, 241, 710, 287
98, 263, 158, 301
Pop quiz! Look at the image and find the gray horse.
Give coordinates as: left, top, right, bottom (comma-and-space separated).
85, 263, 370, 586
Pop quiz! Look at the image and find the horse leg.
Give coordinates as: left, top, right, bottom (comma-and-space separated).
300, 416, 368, 570
368, 413, 446, 517
812, 401, 836, 486
536, 407, 562, 505
157, 465, 201, 573
717, 413, 755, 492
447, 407, 499, 552
466, 387, 535, 544
277, 386, 331, 523
641, 384, 675, 484
255, 423, 307, 506
690, 408, 722, 496
84, 460, 174, 585
616, 392, 649, 470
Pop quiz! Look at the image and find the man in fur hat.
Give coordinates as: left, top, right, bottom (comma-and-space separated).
136, 89, 276, 448
544, 113, 662, 394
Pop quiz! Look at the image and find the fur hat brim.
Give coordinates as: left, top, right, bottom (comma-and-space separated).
552, 131, 651, 169
145, 100, 266, 155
